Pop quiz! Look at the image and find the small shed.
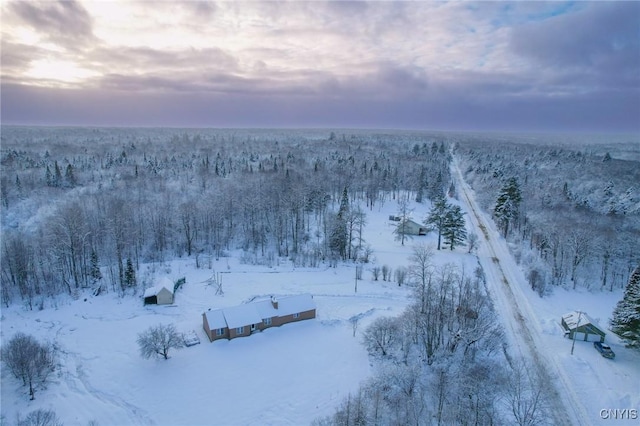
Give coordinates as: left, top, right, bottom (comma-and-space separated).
561, 311, 606, 342
397, 219, 428, 236
143, 278, 175, 305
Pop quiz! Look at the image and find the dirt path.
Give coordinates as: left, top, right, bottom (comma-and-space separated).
451, 155, 592, 426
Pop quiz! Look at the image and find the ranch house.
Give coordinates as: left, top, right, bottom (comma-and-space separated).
203, 294, 316, 342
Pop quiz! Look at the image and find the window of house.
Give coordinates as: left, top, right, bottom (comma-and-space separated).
236, 326, 244, 334
216, 328, 225, 336
293, 313, 300, 319
263, 317, 272, 326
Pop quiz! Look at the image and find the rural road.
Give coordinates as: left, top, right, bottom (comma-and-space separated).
451, 153, 592, 426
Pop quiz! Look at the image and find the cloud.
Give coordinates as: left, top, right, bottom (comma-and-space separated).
7, 0, 95, 48
0, 0, 637, 132
510, 2, 639, 77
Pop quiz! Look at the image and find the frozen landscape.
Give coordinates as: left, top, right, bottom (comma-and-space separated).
2, 1, 639, 424
1, 128, 638, 425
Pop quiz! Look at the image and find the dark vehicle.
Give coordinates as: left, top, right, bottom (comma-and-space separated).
593, 341, 615, 359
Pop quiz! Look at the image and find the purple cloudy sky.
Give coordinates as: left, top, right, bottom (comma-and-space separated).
1, 1, 639, 132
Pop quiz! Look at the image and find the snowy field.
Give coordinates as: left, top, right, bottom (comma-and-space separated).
2, 190, 639, 425
0, 198, 466, 425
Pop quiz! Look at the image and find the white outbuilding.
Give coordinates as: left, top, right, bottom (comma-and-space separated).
143, 278, 175, 305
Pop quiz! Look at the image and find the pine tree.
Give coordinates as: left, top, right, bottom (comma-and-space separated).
425, 196, 448, 250
494, 177, 522, 238
329, 187, 350, 259
15, 175, 23, 198
64, 164, 76, 187
90, 250, 102, 283
124, 258, 136, 287
442, 205, 467, 250
610, 266, 640, 349
53, 161, 62, 188
45, 166, 53, 187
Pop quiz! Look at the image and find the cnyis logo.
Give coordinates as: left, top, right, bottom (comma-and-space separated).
599, 409, 638, 420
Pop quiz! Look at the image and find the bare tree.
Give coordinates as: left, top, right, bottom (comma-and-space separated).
137, 323, 183, 360
467, 231, 479, 254
505, 361, 548, 426
408, 245, 434, 312
381, 265, 390, 281
394, 195, 413, 246
568, 229, 590, 288
1, 333, 57, 400
371, 266, 381, 281
16, 409, 63, 426
362, 316, 401, 357
394, 267, 407, 286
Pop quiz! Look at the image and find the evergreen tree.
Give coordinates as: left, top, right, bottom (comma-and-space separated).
90, 250, 103, 283
428, 171, 443, 200
15, 175, 23, 198
124, 258, 136, 287
45, 166, 53, 187
415, 167, 426, 203
494, 177, 522, 238
329, 187, 350, 259
64, 164, 76, 187
610, 265, 640, 349
53, 161, 62, 188
425, 196, 448, 250
442, 205, 467, 250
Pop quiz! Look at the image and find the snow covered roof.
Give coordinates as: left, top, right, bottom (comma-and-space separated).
143, 277, 175, 298
254, 299, 279, 319
222, 303, 264, 329
204, 309, 227, 330
276, 294, 316, 316
204, 294, 316, 330
562, 311, 602, 330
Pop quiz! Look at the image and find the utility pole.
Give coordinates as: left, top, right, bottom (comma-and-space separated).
571, 311, 583, 355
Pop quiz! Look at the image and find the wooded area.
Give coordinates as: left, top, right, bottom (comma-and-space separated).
1, 127, 450, 307
454, 134, 639, 295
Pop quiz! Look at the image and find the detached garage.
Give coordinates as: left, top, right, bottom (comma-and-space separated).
561, 311, 606, 343
143, 278, 175, 305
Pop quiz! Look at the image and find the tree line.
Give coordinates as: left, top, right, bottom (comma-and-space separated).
454, 136, 640, 295
1, 127, 451, 307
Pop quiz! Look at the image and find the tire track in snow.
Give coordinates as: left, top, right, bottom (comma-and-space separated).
61, 350, 155, 425
452, 155, 591, 426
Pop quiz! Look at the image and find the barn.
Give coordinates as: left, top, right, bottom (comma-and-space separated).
561, 311, 606, 342
143, 278, 175, 305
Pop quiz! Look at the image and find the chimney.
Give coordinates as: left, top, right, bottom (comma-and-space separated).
271, 296, 278, 309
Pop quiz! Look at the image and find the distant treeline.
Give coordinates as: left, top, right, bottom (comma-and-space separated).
1, 127, 450, 307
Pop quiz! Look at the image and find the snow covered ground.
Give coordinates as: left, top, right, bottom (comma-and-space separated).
2, 180, 638, 425
452, 156, 640, 426
0, 198, 470, 425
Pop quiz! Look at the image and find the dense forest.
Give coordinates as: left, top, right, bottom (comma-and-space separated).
2, 127, 637, 308
454, 133, 640, 296
0, 127, 451, 308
